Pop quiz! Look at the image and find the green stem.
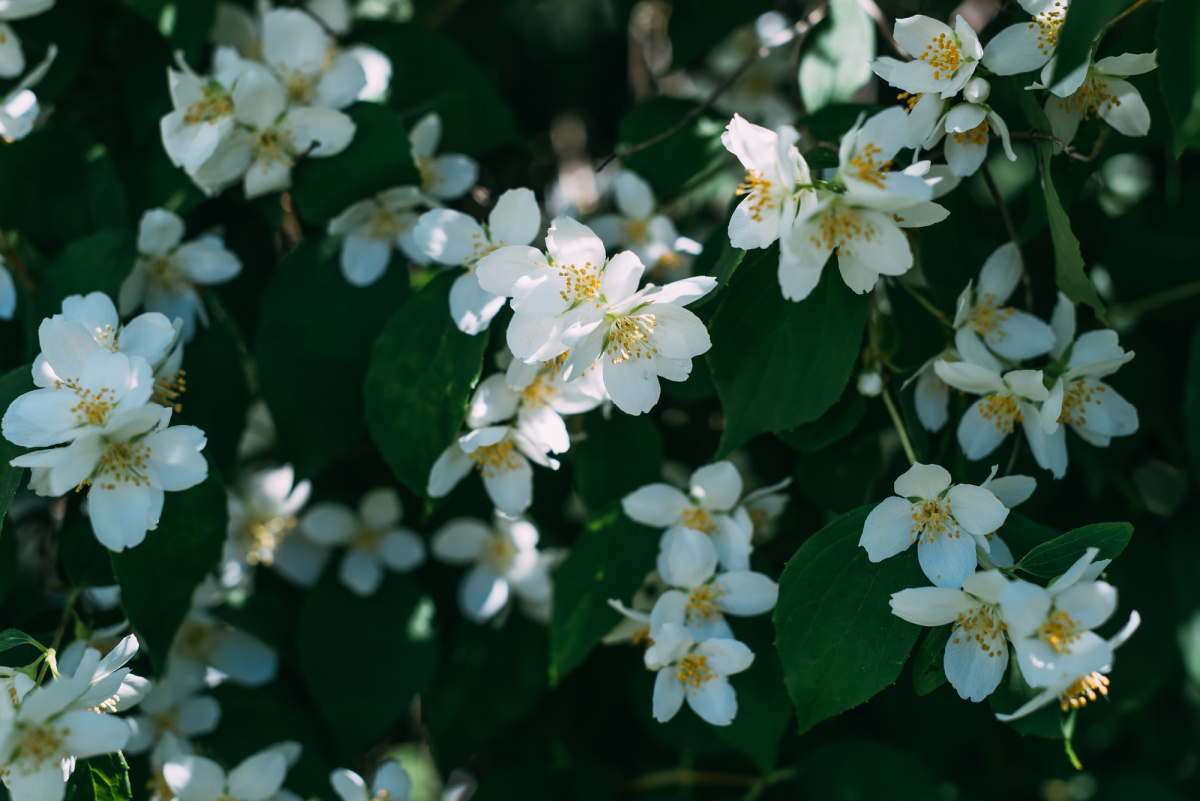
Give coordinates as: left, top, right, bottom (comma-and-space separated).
1104, 0, 1150, 33
36, 588, 80, 684
895, 279, 953, 331
881, 387, 917, 466
1108, 279, 1200, 322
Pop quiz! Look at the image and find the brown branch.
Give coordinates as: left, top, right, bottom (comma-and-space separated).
1018, 128, 1109, 163
0, 228, 35, 291
979, 162, 1030, 310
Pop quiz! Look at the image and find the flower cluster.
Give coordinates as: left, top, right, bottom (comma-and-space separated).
2, 292, 207, 550
608, 462, 789, 725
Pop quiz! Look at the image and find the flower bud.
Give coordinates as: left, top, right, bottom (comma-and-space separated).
857, 371, 883, 397
963, 77, 991, 104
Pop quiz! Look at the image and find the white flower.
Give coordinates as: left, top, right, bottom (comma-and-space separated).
475, 216, 715, 415
603, 572, 666, 646
981, 0, 1068, 77
1037, 295, 1138, 478
410, 113, 478, 202
189, 68, 356, 199
859, 462, 1009, 589
331, 761, 411, 801
875, 15, 983, 99
31, 292, 178, 388
297, 487, 425, 597
328, 187, 430, 287
588, 172, 688, 273
125, 668, 221, 755
643, 623, 754, 726
431, 514, 559, 624
12, 404, 208, 552
890, 570, 1011, 701
0, 256, 13, 320
999, 548, 1137, 692
933, 360, 1055, 466
413, 187, 543, 335
917, 78, 1018, 178
779, 109, 947, 300
170, 581, 279, 687
622, 462, 754, 574
735, 477, 791, 546
1037, 52, 1157, 146
120, 209, 243, 342
649, 527, 778, 642
466, 359, 603, 455
164, 748, 289, 801
720, 114, 816, 250
997, 612, 1140, 721
0, 42, 57, 142
0, 637, 142, 801
427, 425, 558, 516
952, 243, 1054, 361
159, 49, 247, 170
259, 9, 366, 110
223, 464, 327, 591
0, 0, 56, 79
3, 348, 157, 448
977, 467, 1037, 568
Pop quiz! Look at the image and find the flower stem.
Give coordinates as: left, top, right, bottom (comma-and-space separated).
881, 386, 917, 466
36, 587, 80, 685
1108, 279, 1200, 322
980, 163, 1031, 311
1105, 0, 1151, 33
895, 279, 953, 330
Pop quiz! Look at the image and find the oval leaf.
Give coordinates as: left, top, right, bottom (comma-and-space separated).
1016, 521, 1133, 578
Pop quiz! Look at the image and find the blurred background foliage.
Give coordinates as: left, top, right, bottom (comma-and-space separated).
0, 0, 1198, 799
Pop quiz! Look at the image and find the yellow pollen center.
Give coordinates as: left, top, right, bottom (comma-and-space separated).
284, 72, 314, 105
606, 314, 657, 364
485, 535, 517, 567
352, 526, 383, 553
951, 605, 1007, 657
244, 514, 297, 566
621, 218, 650, 245
676, 653, 715, 691
970, 293, 1013, 338
680, 507, 717, 534
416, 155, 436, 192
909, 499, 956, 545
952, 119, 991, 146
735, 169, 776, 222
748, 508, 770, 543
1058, 380, 1107, 426
152, 370, 186, 413
809, 206, 877, 258
88, 693, 122, 713
368, 206, 405, 240
630, 627, 654, 647
558, 261, 602, 304
686, 584, 725, 622
979, 394, 1022, 433
849, 142, 889, 189
1029, 4, 1064, 52
71, 387, 117, 427
146, 255, 186, 289
472, 441, 520, 477
84, 440, 153, 492
1058, 75, 1121, 120
1039, 609, 1082, 653
1060, 671, 1110, 711
897, 91, 922, 111
183, 87, 232, 125
13, 725, 67, 773
253, 125, 296, 168
93, 324, 118, 351
520, 374, 559, 410
918, 31, 962, 81
174, 620, 222, 660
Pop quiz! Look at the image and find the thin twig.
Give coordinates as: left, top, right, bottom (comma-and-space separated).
1004, 432, 1021, 477
895, 279, 953, 330
980, 162, 1031, 310
36, 588, 79, 684
1105, 0, 1151, 32
1109, 278, 1200, 321
596, 12, 821, 171
628, 767, 798, 794
882, 386, 917, 466
858, 0, 904, 56
1018, 129, 1109, 163
0, 228, 36, 291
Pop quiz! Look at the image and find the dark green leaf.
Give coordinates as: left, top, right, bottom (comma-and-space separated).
793, 431, 883, 514
549, 508, 659, 685
712, 617, 791, 773
364, 270, 488, 496
709, 251, 869, 456
1035, 141, 1106, 318
358, 22, 521, 155
256, 237, 411, 479
60, 499, 117, 588
122, 0, 216, 64
1050, 0, 1126, 86
667, 0, 774, 69
616, 97, 729, 202
65, 753, 133, 801
804, 145, 840, 170
0, 365, 33, 521
774, 505, 924, 734
688, 226, 745, 311
797, 0, 875, 114
996, 510, 1062, 563
1016, 522, 1133, 578
290, 103, 419, 226
574, 411, 663, 512
1159, 0, 1200, 155
798, 103, 882, 143
37, 231, 136, 320
0, 628, 42, 654
296, 570, 438, 757
0, 518, 15, 607
777, 391, 866, 453
911, 624, 950, 696
110, 465, 227, 674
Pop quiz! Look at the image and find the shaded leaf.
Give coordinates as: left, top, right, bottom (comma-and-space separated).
1050, 0, 1126, 86
1016, 522, 1133, 578
911, 624, 950, 696
0, 365, 33, 522
37, 231, 136, 320
1157, 0, 1200, 156
616, 97, 729, 202
574, 411, 663, 512
798, 0, 875, 114
667, 0, 775, 69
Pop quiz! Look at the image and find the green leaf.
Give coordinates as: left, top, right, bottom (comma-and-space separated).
65, 753, 133, 801
996, 510, 1062, 563
798, 103, 882, 143
616, 97, 729, 202
1016, 522, 1133, 578
911, 624, 950, 696
1035, 140, 1106, 318
688, 226, 745, 310
1159, 0, 1200, 155
667, 0, 774, 68
60, 499, 117, 588
709, 250, 869, 457
776, 391, 865, 453
774, 505, 924, 734
1049, 0, 1126, 86
36, 231, 137, 320
358, 21, 522, 155
989, 663, 1065, 738
296, 570, 438, 757
711, 616, 791, 773
549, 507, 659, 685
0, 628, 43, 654
804, 145, 840, 170
110, 464, 227, 674
256, 236, 411, 480
364, 270, 488, 496
797, 0, 875, 114
290, 103, 419, 226
122, 0, 216, 64
573, 411, 663, 512
0, 365, 33, 521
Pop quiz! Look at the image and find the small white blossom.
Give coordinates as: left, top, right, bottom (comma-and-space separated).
163, 747, 291, 801
643, 623, 753, 726
981, 0, 1069, 77
328, 187, 431, 287
428, 423, 558, 516
0, 42, 57, 142
297, 487, 425, 597
859, 462, 1010, 589
933, 360, 1055, 466
169, 580, 279, 688
721, 114, 816, 250
331, 761, 411, 801
125, 668, 221, 756
409, 113, 478, 202
0, 0, 56, 79
223, 464, 327, 591
1036, 52, 1157, 146
873, 15, 983, 100
952, 243, 1054, 361
588, 172, 689, 274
